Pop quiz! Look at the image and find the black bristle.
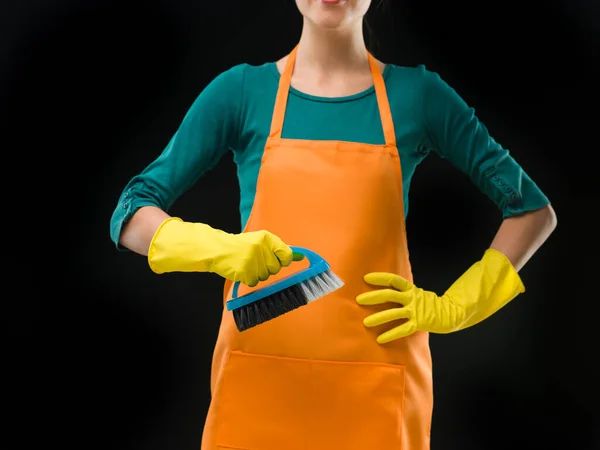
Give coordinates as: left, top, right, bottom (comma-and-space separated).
232, 283, 309, 332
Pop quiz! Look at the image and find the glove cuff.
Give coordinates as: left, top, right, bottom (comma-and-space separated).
147, 218, 220, 274
446, 248, 525, 331
482, 248, 526, 297
147, 217, 184, 274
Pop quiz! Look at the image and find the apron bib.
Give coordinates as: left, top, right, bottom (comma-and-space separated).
202, 47, 433, 450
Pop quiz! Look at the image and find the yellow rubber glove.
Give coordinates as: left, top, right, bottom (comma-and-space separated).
356, 249, 525, 344
148, 217, 303, 286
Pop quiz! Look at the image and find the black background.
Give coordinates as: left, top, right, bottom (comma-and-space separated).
3, 1, 599, 449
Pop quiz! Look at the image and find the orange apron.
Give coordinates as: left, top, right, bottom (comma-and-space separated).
201, 47, 433, 450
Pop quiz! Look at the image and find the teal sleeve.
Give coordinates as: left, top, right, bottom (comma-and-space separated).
109, 64, 246, 249
419, 67, 550, 218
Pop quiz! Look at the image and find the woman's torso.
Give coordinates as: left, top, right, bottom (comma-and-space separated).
233, 62, 430, 230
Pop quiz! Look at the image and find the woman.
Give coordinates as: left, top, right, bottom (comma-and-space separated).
110, 0, 557, 448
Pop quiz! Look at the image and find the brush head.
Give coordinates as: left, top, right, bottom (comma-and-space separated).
232, 268, 344, 332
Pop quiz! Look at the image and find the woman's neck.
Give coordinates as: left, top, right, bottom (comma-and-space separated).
295, 19, 369, 74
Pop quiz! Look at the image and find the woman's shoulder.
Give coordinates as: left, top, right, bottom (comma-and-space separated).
198, 62, 278, 102
383, 62, 432, 81
217, 61, 279, 83
383, 62, 453, 96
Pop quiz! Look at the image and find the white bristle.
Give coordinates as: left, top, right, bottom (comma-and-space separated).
300, 269, 344, 303
321, 270, 344, 290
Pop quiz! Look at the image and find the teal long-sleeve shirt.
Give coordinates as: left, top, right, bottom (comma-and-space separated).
109, 62, 550, 249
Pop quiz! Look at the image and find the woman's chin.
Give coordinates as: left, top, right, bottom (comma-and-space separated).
308, 14, 349, 30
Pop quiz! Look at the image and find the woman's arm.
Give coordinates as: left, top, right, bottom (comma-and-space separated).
109, 64, 246, 253
420, 66, 555, 262
413, 67, 558, 332
490, 204, 557, 272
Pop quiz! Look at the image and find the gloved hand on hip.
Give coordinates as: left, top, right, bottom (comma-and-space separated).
356, 249, 525, 344
147, 217, 303, 287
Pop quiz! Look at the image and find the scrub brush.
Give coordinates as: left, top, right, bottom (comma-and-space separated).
226, 246, 344, 332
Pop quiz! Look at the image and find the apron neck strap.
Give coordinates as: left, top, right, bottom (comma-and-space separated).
269, 45, 397, 147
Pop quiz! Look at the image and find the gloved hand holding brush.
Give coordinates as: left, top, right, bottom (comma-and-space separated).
147, 217, 303, 287
356, 249, 525, 344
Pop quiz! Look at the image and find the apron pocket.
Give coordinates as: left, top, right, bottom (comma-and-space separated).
216, 351, 405, 450
216, 351, 311, 450
307, 359, 405, 450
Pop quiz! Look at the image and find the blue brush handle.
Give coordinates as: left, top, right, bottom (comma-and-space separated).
231, 246, 322, 300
